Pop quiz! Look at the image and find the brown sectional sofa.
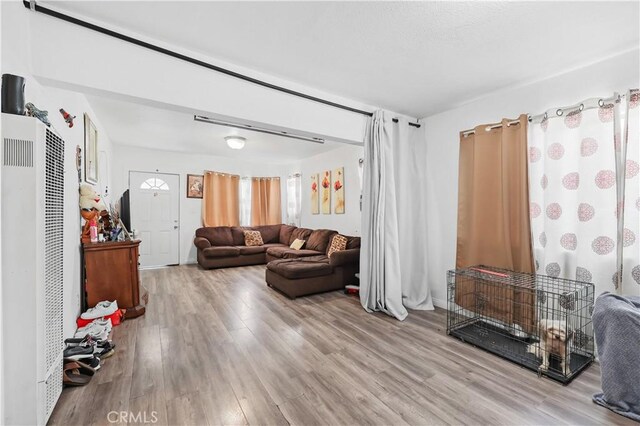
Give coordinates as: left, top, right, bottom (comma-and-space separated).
194, 224, 360, 298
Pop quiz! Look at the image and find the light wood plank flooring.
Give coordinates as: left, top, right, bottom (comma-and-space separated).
49, 264, 632, 425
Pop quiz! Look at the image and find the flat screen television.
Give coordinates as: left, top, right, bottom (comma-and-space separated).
119, 189, 131, 232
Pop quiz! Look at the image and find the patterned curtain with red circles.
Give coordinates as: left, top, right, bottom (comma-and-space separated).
528, 98, 619, 298
622, 90, 640, 294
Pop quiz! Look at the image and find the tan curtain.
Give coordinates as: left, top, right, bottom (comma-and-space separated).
455, 114, 535, 332
251, 177, 282, 226
202, 171, 240, 227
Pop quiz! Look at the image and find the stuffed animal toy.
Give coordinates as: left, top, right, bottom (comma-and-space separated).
79, 184, 105, 243
59, 108, 76, 128
25, 102, 51, 127
79, 183, 104, 211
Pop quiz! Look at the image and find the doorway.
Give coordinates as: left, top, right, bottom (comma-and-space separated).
129, 171, 180, 268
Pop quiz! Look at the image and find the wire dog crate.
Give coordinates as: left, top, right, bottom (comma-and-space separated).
447, 266, 595, 384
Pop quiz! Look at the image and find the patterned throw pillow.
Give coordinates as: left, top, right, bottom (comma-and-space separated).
244, 230, 264, 246
290, 238, 305, 250
327, 234, 348, 257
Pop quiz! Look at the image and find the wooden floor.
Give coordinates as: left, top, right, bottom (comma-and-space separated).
50, 264, 633, 426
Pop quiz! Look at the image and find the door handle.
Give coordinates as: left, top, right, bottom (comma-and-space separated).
174, 225, 179, 229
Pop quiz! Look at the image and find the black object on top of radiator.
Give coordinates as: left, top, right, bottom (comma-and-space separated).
1, 74, 26, 115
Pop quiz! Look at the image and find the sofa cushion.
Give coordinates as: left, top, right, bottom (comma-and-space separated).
194, 237, 211, 250
231, 226, 250, 246
262, 243, 288, 249
254, 225, 281, 244
283, 249, 323, 259
289, 227, 313, 245
267, 258, 333, 279
346, 236, 361, 250
196, 226, 234, 246
238, 245, 266, 255
279, 224, 296, 245
327, 234, 348, 257
265, 246, 290, 259
202, 246, 240, 258
244, 230, 264, 246
306, 229, 337, 253
266, 246, 321, 259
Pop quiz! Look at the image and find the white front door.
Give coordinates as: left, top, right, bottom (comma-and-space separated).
129, 171, 180, 268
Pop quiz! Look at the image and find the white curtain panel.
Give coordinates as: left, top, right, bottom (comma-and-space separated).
528, 99, 619, 298
286, 174, 302, 226
360, 110, 433, 321
239, 177, 252, 226
622, 90, 640, 294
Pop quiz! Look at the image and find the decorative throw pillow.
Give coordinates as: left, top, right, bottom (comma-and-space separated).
290, 238, 305, 250
244, 230, 264, 246
327, 234, 348, 257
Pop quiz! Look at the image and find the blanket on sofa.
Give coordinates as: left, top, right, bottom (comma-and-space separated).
592, 292, 640, 422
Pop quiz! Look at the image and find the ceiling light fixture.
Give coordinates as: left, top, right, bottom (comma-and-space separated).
225, 136, 246, 150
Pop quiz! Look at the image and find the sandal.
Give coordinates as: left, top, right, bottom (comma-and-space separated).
63, 359, 95, 387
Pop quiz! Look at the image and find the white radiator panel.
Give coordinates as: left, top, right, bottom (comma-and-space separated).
1, 114, 64, 425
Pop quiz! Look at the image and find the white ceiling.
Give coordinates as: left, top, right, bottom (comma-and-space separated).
47, 1, 639, 117
86, 95, 344, 162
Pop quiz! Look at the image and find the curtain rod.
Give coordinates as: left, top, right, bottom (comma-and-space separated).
462, 93, 622, 136
528, 93, 620, 124
24, 0, 421, 128
461, 119, 523, 137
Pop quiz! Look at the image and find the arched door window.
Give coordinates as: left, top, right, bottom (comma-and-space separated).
140, 177, 169, 190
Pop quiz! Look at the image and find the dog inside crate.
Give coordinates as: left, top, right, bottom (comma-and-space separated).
447, 266, 594, 383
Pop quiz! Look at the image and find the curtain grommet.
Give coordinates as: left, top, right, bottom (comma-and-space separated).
556, 109, 563, 116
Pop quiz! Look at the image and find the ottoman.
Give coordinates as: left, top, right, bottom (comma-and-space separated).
265, 256, 343, 298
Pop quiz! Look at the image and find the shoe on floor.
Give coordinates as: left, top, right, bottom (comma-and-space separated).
81, 301, 119, 320
63, 359, 95, 386
98, 348, 115, 359
97, 341, 116, 359
63, 345, 94, 360
75, 319, 112, 340
74, 327, 108, 342
82, 355, 101, 371
65, 335, 97, 347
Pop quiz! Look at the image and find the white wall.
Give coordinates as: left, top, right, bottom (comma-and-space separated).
288, 144, 364, 236
2, 3, 116, 339
423, 49, 640, 308
112, 145, 290, 265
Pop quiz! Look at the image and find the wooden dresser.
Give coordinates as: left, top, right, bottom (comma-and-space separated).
83, 240, 146, 318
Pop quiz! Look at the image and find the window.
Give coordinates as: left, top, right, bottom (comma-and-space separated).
240, 177, 252, 226
286, 174, 301, 226
140, 177, 169, 190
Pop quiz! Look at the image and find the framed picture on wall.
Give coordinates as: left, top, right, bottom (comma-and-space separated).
310, 173, 319, 215
187, 174, 204, 198
321, 170, 331, 214
333, 167, 345, 214
84, 113, 98, 184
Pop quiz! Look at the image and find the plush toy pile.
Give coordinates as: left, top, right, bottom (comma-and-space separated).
79, 184, 105, 243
